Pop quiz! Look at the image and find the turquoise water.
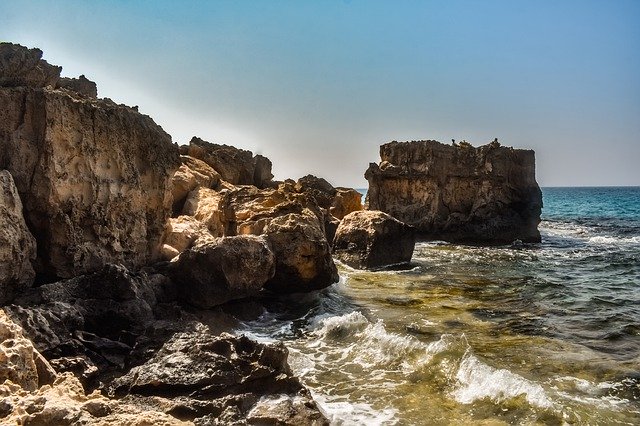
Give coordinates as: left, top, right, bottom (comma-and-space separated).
239, 187, 640, 424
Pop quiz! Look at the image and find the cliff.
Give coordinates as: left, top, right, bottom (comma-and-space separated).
365, 140, 542, 243
0, 42, 180, 280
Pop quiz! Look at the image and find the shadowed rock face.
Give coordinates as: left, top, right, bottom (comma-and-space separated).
0, 44, 180, 279
0, 43, 61, 88
365, 140, 542, 244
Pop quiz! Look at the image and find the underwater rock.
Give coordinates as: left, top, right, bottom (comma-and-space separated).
365, 139, 542, 243
333, 210, 415, 269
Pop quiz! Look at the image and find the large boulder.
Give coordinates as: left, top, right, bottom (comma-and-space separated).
167, 235, 276, 308
111, 325, 328, 425
0, 170, 36, 304
181, 186, 225, 236
365, 140, 542, 244
333, 210, 416, 270
161, 215, 214, 261
264, 210, 339, 293
181, 136, 273, 188
0, 43, 180, 279
294, 174, 363, 220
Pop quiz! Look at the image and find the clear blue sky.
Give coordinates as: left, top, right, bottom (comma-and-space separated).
2, 0, 639, 187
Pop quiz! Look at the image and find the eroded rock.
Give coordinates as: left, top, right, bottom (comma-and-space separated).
171, 155, 221, 215
0, 42, 61, 88
168, 236, 275, 308
0, 170, 36, 304
333, 210, 416, 270
0, 44, 180, 279
294, 174, 363, 220
365, 140, 542, 243
182, 186, 225, 237
58, 75, 98, 98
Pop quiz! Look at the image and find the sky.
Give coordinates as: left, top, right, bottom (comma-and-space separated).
1, 0, 639, 187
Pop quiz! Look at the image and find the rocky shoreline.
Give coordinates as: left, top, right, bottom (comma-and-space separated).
1, 43, 542, 425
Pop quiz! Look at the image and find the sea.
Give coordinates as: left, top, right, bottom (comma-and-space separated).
239, 187, 640, 425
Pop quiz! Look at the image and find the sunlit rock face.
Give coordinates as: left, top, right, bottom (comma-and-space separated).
366, 140, 542, 244
0, 43, 180, 279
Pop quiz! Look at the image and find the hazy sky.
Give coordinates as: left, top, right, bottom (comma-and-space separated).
2, 0, 639, 187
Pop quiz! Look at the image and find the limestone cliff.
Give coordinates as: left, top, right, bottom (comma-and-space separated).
365, 140, 542, 243
0, 43, 180, 279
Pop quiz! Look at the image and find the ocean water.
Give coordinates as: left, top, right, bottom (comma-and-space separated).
239, 187, 640, 424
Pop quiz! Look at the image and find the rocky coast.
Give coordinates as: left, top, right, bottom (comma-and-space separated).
0, 43, 543, 425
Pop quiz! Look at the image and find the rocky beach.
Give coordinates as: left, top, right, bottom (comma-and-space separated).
2, 42, 638, 425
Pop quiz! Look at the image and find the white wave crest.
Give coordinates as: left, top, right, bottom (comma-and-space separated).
452, 353, 553, 408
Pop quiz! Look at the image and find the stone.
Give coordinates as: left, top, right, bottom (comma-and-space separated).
181, 186, 225, 237
264, 210, 339, 294
0, 170, 36, 304
161, 215, 214, 260
111, 325, 328, 425
365, 140, 542, 244
168, 235, 276, 308
170, 155, 221, 214
181, 136, 273, 188
333, 210, 416, 269
0, 42, 61, 88
294, 174, 363, 220
57, 75, 97, 98
0, 44, 180, 279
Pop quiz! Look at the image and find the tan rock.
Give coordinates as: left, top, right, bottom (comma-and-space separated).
170, 155, 221, 214
264, 209, 339, 293
365, 140, 542, 244
181, 136, 273, 188
0, 309, 46, 391
333, 210, 415, 270
182, 186, 225, 236
57, 75, 98, 98
294, 174, 363, 220
161, 215, 214, 260
331, 187, 364, 220
0, 170, 36, 304
0, 49, 180, 278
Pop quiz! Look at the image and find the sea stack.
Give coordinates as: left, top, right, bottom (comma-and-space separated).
365, 140, 542, 244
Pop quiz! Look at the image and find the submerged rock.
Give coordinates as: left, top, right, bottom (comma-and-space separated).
365, 140, 542, 243
0, 170, 36, 304
0, 43, 180, 279
167, 235, 276, 308
333, 210, 416, 270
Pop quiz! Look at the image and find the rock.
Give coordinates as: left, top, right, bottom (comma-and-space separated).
170, 155, 221, 214
57, 75, 97, 98
182, 186, 225, 237
0, 373, 190, 425
365, 140, 542, 244
0, 170, 36, 304
181, 136, 273, 188
264, 210, 339, 294
294, 174, 363, 220
333, 210, 416, 269
167, 236, 275, 308
161, 216, 214, 260
0, 42, 61, 88
0, 44, 180, 279
111, 325, 328, 425
0, 309, 55, 391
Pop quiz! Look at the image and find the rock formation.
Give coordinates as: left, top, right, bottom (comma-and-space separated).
0, 43, 180, 279
294, 174, 363, 220
180, 136, 273, 188
167, 235, 276, 308
333, 210, 416, 270
365, 140, 542, 244
0, 170, 36, 304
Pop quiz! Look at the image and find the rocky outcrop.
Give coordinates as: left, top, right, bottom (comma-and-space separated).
181, 186, 225, 237
170, 155, 221, 215
294, 174, 363, 220
111, 325, 328, 425
0, 43, 61, 88
264, 210, 339, 293
167, 236, 275, 308
161, 215, 214, 260
333, 210, 416, 270
0, 43, 180, 279
180, 136, 273, 188
365, 140, 542, 244
58, 75, 98, 98
0, 170, 36, 304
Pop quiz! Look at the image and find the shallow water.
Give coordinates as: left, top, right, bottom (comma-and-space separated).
239, 187, 640, 424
